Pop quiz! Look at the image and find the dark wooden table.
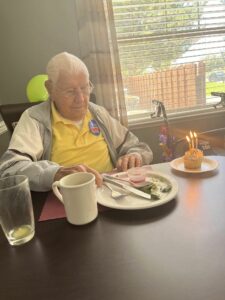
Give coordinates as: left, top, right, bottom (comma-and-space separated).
1, 156, 225, 300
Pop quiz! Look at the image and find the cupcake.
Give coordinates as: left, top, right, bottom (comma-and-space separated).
183, 148, 203, 169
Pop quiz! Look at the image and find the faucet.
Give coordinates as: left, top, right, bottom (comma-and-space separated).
151, 100, 176, 161
150, 99, 168, 121
211, 92, 225, 108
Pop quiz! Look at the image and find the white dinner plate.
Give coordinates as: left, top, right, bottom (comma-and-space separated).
97, 170, 178, 210
170, 156, 219, 174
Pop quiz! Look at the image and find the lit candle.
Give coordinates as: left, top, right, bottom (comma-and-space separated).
190, 131, 194, 148
186, 135, 191, 150
193, 132, 198, 149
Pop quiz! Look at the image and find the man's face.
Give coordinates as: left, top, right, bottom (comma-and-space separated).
48, 71, 91, 121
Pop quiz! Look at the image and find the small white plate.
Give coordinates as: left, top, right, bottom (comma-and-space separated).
97, 171, 178, 210
170, 157, 219, 173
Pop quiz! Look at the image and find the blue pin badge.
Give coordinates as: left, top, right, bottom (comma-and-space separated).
88, 119, 100, 136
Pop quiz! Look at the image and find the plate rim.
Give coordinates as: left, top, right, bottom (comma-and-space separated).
97, 170, 178, 210
170, 156, 219, 174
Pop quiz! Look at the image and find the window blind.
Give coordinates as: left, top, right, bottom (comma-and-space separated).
111, 0, 225, 117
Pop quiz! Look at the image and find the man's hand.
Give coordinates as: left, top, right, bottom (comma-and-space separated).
116, 153, 142, 172
54, 164, 103, 187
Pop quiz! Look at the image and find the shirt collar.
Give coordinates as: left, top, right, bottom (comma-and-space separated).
51, 102, 78, 125
51, 102, 91, 128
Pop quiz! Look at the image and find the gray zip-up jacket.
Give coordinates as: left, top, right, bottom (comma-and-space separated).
0, 101, 153, 191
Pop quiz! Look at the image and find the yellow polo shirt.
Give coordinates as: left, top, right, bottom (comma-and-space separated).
50, 103, 113, 173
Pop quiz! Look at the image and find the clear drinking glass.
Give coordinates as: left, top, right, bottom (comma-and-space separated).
0, 175, 35, 246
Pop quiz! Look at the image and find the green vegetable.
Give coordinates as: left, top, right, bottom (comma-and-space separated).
161, 185, 172, 193
151, 192, 161, 200
138, 183, 155, 194
137, 180, 172, 201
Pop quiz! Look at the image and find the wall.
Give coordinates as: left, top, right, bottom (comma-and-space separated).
124, 62, 206, 111
0, 0, 81, 153
0, 0, 81, 105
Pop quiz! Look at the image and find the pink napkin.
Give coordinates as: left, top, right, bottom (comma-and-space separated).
39, 192, 109, 222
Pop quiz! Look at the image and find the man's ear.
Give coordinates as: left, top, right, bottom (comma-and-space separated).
45, 80, 52, 94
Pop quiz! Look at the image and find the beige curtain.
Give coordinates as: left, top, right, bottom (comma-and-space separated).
74, 0, 128, 126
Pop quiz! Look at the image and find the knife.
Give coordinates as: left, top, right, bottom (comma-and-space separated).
103, 175, 151, 200
102, 173, 149, 187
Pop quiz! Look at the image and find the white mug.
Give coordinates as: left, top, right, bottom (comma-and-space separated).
52, 172, 98, 225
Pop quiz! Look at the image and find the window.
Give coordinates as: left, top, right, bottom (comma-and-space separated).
111, 0, 225, 122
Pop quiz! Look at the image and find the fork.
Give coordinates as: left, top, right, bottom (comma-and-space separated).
104, 182, 128, 199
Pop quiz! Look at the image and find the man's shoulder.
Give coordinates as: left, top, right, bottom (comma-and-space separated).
27, 100, 51, 121
28, 100, 50, 112
88, 102, 108, 116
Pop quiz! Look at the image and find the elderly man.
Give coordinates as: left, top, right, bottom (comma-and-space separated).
0, 52, 153, 191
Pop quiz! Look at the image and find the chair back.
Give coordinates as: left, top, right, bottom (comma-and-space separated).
0, 102, 41, 134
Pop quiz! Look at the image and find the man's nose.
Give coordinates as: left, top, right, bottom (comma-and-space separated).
74, 89, 84, 101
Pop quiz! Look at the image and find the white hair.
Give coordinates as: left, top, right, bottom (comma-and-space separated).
46, 52, 89, 84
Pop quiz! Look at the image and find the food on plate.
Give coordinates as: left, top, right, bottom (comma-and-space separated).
127, 167, 147, 183
183, 148, 203, 169
138, 178, 172, 200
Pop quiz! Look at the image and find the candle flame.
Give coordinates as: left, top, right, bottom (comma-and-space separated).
189, 131, 194, 148
193, 132, 198, 148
